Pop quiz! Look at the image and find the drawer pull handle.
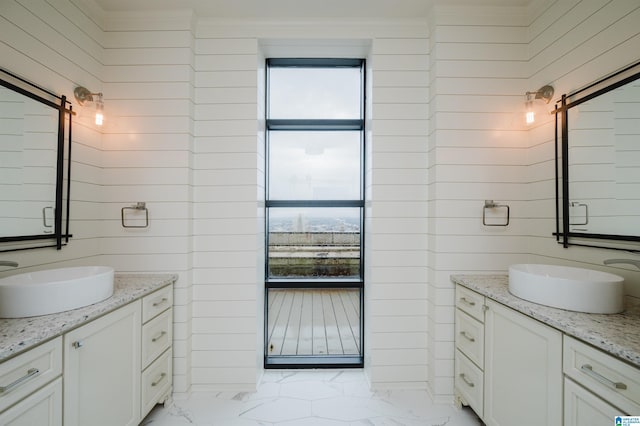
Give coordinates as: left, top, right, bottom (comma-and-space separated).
151, 372, 167, 387
460, 297, 476, 307
459, 331, 475, 342
152, 331, 167, 342
459, 373, 475, 388
153, 298, 168, 307
580, 364, 627, 390
72, 341, 84, 349
0, 368, 40, 395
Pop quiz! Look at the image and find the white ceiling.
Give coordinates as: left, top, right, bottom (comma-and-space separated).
92, 0, 533, 19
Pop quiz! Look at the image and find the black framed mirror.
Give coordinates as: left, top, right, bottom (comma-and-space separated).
556, 60, 640, 252
0, 68, 73, 251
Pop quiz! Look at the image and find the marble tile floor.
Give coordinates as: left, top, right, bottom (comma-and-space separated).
141, 370, 484, 426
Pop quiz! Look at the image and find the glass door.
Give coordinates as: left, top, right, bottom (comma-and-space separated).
264, 58, 365, 367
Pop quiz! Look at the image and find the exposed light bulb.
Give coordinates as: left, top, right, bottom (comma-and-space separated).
525, 96, 535, 125
95, 95, 104, 126
525, 109, 535, 125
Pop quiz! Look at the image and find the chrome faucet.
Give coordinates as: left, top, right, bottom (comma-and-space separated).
0, 260, 19, 268
604, 259, 640, 271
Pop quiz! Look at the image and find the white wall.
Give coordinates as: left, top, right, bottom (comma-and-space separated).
191, 26, 263, 390
100, 10, 196, 395
191, 19, 430, 390
427, 4, 531, 400
425, 0, 640, 400
2, 0, 639, 404
525, 0, 640, 295
0, 0, 104, 270
0, 1, 197, 397
369, 33, 429, 388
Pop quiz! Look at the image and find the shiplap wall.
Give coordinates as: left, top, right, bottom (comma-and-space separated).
4, 0, 640, 402
95, 0, 640, 398
100, 11, 195, 394
427, 5, 530, 399
191, 20, 430, 390
191, 29, 262, 390
368, 34, 429, 388
0, 0, 103, 270
526, 0, 640, 296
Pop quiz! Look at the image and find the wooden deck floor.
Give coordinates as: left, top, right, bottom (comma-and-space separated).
267, 289, 361, 356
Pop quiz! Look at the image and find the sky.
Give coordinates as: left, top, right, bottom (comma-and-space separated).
268, 66, 363, 202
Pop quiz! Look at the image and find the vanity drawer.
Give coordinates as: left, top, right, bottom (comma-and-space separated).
0, 377, 62, 425
141, 349, 172, 419
0, 337, 62, 412
455, 349, 483, 418
564, 335, 640, 414
142, 309, 172, 369
142, 285, 173, 323
456, 285, 485, 322
455, 309, 484, 368
564, 377, 621, 425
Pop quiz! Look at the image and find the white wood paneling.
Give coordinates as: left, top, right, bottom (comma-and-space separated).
100, 11, 195, 396
526, 0, 640, 296
0, 0, 103, 270
427, 4, 530, 402
368, 33, 429, 389
5, 0, 639, 404
192, 34, 261, 391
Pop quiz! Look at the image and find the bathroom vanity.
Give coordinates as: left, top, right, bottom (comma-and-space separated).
0, 274, 175, 425
452, 275, 640, 426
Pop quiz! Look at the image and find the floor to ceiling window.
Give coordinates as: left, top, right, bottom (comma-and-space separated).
265, 58, 365, 367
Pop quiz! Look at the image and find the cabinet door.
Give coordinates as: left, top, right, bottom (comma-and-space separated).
64, 301, 141, 426
484, 299, 562, 426
565, 377, 622, 426
0, 378, 62, 426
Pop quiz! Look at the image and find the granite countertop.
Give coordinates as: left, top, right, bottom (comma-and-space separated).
451, 274, 640, 368
0, 273, 177, 363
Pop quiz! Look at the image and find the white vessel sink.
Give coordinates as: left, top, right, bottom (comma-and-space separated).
0, 266, 114, 318
508, 264, 624, 314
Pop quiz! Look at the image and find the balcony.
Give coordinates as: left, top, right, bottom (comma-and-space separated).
267, 288, 361, 356
268, 231, 360, 278
267, 232, 362, 358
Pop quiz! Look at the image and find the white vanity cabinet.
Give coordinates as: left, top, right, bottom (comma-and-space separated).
454, 285, 563, 426
140, 285, 173, 419
0, 277, 175, 425
64, 284, 174, 425
0, 337, 63, 425
454, 286, 485, 417
63, 301, 141, 426
454, 278, 640, 426
564, 335, 640, 424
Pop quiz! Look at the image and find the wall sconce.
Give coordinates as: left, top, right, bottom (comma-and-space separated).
525, 84, 554, 125
74, 86, 104, 126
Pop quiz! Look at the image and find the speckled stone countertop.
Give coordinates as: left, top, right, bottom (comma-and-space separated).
451, 274, 640, 368
0, 273, 176, 363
